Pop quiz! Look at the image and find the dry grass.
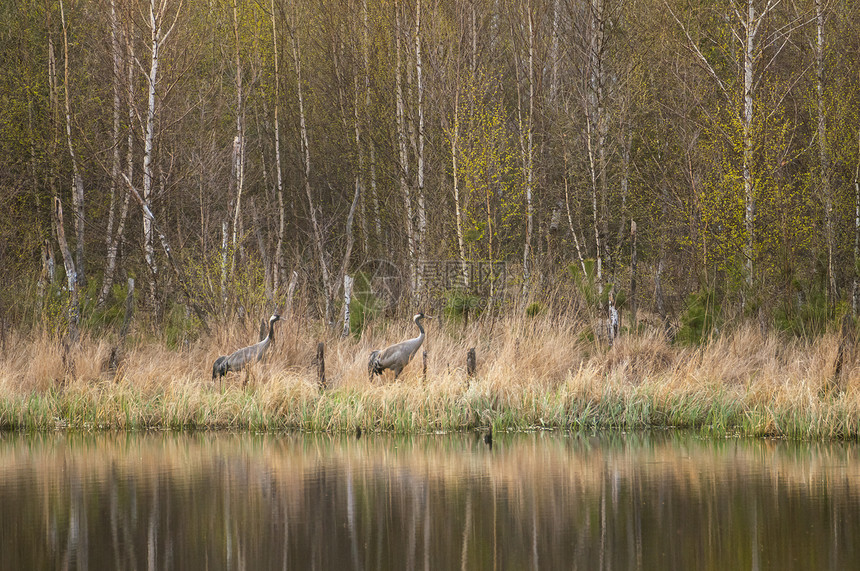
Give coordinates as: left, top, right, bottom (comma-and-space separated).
0, 314, 858, 439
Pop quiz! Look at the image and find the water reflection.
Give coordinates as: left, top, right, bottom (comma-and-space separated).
0, 430, 858, 569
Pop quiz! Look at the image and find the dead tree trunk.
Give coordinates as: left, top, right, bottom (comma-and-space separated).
54, 197, 80, 344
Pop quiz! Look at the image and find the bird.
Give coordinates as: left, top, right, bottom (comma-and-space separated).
212, 313, 281, 389
368, 312, 432, 380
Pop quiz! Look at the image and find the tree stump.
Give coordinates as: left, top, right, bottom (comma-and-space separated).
316, 342, 326, 390
466, 348, 476, 377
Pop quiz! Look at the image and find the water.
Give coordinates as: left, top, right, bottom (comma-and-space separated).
1, 430, 858, 570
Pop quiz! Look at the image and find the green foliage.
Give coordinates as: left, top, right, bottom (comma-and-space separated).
675, 289, 720, 346
164, 301, 201, 349
773, 279, 836, 338
443, 290, 483, 322
525, 301, 544, 318
568, 260, 598, 307
566, 260, 626, 313
349, 271, 382, 336
84, 280, 129, 332
451, 72, 524, 261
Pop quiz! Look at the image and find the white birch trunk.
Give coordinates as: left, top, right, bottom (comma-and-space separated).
54, 197, 80, 344
585, 110, 603, 292
143, 0, 164, 309
415, 0, 427, 302
342, 275, 354, 338
854, 130, 860, 315
742, 0, 756, 289
230, 0, 246, 282
60, 0, 86, 290
271, 0, 286, 297
563, 148, 587, 276
523, 0, 535, 291
395, 5, 417, 296
354, 74, 367, 254
99, 0, 131, 307
221, 220, 229, 310
362, 0, 382, 244
452, 87, 468, 286
815, 0, 836, 301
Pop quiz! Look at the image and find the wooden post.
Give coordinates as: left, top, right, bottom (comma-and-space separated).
466, 347, 476, 377
316, 342, 326, 389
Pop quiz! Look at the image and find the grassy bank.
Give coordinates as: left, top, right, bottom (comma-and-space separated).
0, 313, 858, 439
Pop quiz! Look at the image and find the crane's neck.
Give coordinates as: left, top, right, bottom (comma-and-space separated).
267, 317, 277, 342
413, 316, 425, 342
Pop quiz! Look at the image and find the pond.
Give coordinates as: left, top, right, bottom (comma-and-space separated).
0, 429, 858, 569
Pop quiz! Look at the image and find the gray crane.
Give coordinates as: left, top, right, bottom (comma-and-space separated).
368, 313, 432, 380
212, 313, 281, 389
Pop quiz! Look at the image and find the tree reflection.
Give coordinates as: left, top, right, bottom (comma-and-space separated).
0, 432, 858, 569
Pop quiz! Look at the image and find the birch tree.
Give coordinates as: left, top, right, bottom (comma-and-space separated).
141, 0, 183, 311
395, 2, 417, 297
270, 0, 287, 298
99, 0, 132, 307
666, 0, 790, 293
512, 0, 536, 294
814, 0, 836, 303
59, 0, 86, 290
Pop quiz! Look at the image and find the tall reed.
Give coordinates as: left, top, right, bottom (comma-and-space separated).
0, 313, 857, 439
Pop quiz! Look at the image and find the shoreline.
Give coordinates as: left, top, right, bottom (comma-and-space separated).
1, 316, 857, 439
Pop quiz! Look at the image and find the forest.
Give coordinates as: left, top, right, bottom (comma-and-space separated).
1, 0, 860, 342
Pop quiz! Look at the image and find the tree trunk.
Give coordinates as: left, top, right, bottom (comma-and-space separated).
342, 274, 354, 338
451, 86, 468, 286
415, 0, 427, 303
742, 0, 756, 291
60, 0, 86, 290
362, 0, 382, 246
142, 0, 172, 312
230, 0, 246, 283
119, 170, 210, 334
289, 15, 332, 322
630, 220, 638, 327
99, 0, 131, 307
54, 197, 80, 344
270, 0, 286, 298
563, 147, 587, 276
251, 198, 273, 304
395, 5, 417, 297
815, 0, 836, 303
523, 0, 535, 294
853, 130, 860, 316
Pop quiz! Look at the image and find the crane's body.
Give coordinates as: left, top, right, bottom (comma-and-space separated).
369, 313, 430, 379
213, 313, 280, 388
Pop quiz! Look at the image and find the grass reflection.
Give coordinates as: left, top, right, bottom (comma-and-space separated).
0, 431, 858, 569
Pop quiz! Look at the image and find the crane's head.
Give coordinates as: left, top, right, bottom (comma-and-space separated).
270, 313, 281, 323
413, 312, 433, 322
